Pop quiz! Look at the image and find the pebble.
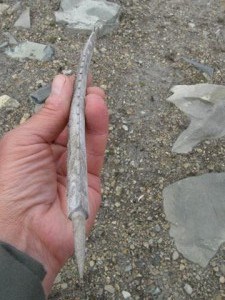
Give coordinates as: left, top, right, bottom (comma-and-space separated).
172, 250, 179, 261
122, 124, 128, 131
61, 282, 68, 289
122, 290, 131, 299
89, 260, 95, 267
20, 113, 30, 124
0, 95, 20, 109
54, 274, 61, 284
154, 224, 161, 232
62, 69, 72, 75
105, 285, 115, 294
219, 276, 225, 284
184, 283, 193, 295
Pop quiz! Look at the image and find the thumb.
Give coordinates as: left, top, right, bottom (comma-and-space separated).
23, 74, 75, 143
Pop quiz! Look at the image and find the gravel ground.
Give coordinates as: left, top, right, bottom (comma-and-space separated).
1, 0, 225, 299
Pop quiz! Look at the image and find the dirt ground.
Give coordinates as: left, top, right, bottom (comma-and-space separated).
1, 0, 225, 299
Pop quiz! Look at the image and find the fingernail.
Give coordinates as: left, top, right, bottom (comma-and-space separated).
51, 75, 67, 96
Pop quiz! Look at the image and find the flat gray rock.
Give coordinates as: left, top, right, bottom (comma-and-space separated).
167, 84, 225, 153
55, 0, 121, 35
5, 41, 54, 61
163, 173, 225, 267
14, 7, 31, 28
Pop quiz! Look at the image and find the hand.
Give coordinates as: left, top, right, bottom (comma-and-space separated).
0, 75, 108, 295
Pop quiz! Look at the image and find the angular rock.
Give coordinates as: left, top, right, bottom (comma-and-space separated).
167, 84, 225, 153
5, 41, 54, 61
30, 84, 51, 104
122, 291, 131, 299
104, 285, 115, 294
55, 0, 121, 35
182, 57, 214, 78
163, 173, 225, 267
0, 4, 9, 15
0, 95, 20, 109
3, 32, 18, 45
14, 7, 31, 28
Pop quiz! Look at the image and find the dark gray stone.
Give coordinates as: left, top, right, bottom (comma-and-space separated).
55, 0, 121, 35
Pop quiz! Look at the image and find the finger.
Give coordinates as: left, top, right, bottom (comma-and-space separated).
86, 94, 108, 176
20, 75, 75, 143
86, 86, 105, 99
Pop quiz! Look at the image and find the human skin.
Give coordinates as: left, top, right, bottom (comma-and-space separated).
0, 75, 108, 296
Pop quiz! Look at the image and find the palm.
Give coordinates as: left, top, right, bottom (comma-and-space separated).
0, 75, 108, 294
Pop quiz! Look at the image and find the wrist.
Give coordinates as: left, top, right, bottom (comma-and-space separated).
0, 219, 60, 296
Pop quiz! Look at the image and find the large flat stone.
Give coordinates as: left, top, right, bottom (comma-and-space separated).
55, 0, 121, 35
5, 41, 54, 61
163, 173, 225, 267
167, 84, 225, 153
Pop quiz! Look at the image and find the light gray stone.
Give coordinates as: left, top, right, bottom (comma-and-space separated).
14, 7, 31, 28
172, 250, 179, 261
105, 285, 115, 293
0, 95, 20, 109
184, 283, 193, 295
167, 84, 225, 153
0, 4, 9, 15
55, 0, 121, 35
163, 173, 225, 267
122, 291, 131, 299
5, 41, 54, 61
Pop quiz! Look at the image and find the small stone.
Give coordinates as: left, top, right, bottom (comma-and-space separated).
130, 244, 135, 250
122, 290, 131, 299
220, 276, 225, 284
14, 7, 31, 28
100, 84, 107, 90
61, 282, 68, 289
184, 283, 193, 295
62, 69, 72, 75
30, 84, 51, 104
154, 224, 161, 232
89, 260, 95, 267
124, 264, 132, 272
172, 250, 179, 261
54, 274, 61, 284
0, 95, 20, 109
105, 285, 115, 294
188, 22, 195, 28
115, 202, 120, 207
122, 125, 128, 131
20, 113, 30, 124
180, 264, 185, 270
115, 186, 122, 196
